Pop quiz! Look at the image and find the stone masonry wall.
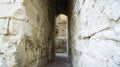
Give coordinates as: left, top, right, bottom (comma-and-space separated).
0, 0, 55, 67
69, 0, 120, 67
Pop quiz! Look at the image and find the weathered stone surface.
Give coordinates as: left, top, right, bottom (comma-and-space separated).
0, 19, 9, 34
69, 0, 120, 67
9, 19, 32, 36
0, 0, 11, 3
0, 3, 27, 20
9, 19, 24, 35
0, 35, 19, 67
27, 49, 37, 63
0, 0, 55, 67
23, 22, 33, 36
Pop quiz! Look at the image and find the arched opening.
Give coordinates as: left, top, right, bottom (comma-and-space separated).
55, 14, 68, 53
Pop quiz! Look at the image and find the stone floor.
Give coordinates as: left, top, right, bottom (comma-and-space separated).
46, 53, 72, 67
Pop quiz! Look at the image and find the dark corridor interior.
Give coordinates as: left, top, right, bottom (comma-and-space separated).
46, 0, 72, 67
55, 0, 68, 16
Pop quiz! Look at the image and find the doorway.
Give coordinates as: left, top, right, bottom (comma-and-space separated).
55, 14, 68, 53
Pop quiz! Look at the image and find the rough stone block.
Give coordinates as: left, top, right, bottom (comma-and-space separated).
23, 22, 33, 36
0, 19, 9, 34
9, 19, 32, 36
0, 0, 15, 3
0, 0, 11, 3
0, 35, 18, 67
19, 39, 26, 53
104, 0, 120, 20
17, 52, 27, 66
0, 57, 9, 67
27, 49, 36, 63
9, 19, 24, 34
0, 35, 18, 53
0, 3, 28, 20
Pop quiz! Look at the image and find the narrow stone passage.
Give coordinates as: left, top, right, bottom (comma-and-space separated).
46, 53, 72, 67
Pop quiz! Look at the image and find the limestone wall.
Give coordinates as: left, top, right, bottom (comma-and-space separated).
0, 0, 55, 67
69, 0, 120, 67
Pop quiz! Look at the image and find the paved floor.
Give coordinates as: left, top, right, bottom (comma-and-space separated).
46, 53, 72, 67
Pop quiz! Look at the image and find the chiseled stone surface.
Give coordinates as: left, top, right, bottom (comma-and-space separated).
0, 0, 12, 3
0, 3, 24, 18
69, 0, 120, 67
9, 19, 32, 36
0, 0, 55, 67
0, 35, 19, 67
0, 19, 9, 34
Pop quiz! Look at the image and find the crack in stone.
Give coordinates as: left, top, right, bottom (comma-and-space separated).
82, 27, 110, 39
100, 37, 120, 42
